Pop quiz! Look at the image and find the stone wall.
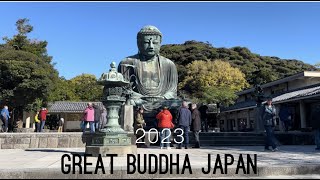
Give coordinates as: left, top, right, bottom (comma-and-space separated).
0, 132, 137, 150
0, 133, 86, 149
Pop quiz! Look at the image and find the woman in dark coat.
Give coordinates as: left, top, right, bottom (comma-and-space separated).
191, 103, 201, 148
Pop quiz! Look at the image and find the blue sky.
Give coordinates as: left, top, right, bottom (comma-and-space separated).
0, 2, 319, 80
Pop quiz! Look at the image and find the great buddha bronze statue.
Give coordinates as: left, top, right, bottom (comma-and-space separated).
118, 25, 178, 112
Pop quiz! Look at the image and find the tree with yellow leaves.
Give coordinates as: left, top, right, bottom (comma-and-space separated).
180, 60, 249, 106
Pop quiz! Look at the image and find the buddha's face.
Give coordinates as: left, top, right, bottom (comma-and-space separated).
138, 35, 161, 59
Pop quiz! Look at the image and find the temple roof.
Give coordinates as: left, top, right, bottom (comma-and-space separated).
221, 83, 320, 113
48, 101, 104, 113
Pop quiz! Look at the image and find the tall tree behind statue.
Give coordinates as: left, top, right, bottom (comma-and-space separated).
0, 18, 59, 130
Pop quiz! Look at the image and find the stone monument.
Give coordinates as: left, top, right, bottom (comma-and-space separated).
118, 25, 181, 129
85, 62, 137, 156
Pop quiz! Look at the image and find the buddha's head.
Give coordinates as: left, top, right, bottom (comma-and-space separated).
137, 25, 162, 60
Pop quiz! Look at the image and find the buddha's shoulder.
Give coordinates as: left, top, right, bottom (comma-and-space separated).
159, 55, 175, 65
119, 54, 140, 64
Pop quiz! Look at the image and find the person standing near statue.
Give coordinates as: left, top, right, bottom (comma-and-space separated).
34, 111, 40, 132
262, 98, 279, 152
93, 103, 101, 131
58, 118, 64, 133
191, 104, 201, 148
39, 107, 48, 132
176, 101, 192, 149
134, 107, 147, 148
100, 107, 107, 130
118, 25, 178, 111
82, 103, 95, 134
156, 106, 174, 149
1, 106, 10, 133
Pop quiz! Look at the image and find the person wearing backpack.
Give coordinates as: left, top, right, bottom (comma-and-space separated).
1, 106, 10, 133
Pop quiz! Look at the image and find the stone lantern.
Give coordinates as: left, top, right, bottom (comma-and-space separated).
85, 62, 137, 156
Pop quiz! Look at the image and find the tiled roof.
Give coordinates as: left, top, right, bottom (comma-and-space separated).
48, 101, 104, 113
221, 84, 320, 113
272, 85, 320, 103
220, 100, 256, 112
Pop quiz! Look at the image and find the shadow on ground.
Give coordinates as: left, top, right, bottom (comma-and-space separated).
25, 149, 85, 155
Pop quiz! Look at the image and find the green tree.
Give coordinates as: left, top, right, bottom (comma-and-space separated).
160, 40, 318, 89
0, 49, 58, 111
0, 18, 59, 125
180, 60, 249, 106
47, 77, 79, 102
70, 74, 103, 101
3, 18, 52, 64
202, 86, 238, 106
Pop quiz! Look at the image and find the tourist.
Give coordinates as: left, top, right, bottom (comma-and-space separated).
156, 106, 174, 149
39, 107, 48, 132
191, 104, 201, 148
58, 118, 64, 133
134, 107, 146, 148
34, 111, 40, 132
262, 97, 279, 152
198, 104, 209, 132
93, 103, 101, 131
279, 104, 292, 132
82, 103, 95, 134
176, 101, 192, 149
311, 104, 320, 150
100, 107, 107, 130
1, 106, 10, 133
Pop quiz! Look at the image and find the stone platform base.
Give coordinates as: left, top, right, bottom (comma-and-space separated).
85, 145, 137, 157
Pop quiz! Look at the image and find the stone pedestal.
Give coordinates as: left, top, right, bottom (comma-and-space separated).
85, 131, 136, 157
86, 145, 137, 156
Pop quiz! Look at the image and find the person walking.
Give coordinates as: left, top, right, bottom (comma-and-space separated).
156, 106, 174, 149
311, 104, 320, 151
34, 111, 40, 132
176, 101, 192, 149
93, 103, 101, 131
191, 104, 201, 148
1, 106, 10, 133
262, 98, 279, 152
82, 103, 95, 134
39, 107, 48, 132
134, 107, 146, 148
100, 107, 107, 130
58, 118, 64, 133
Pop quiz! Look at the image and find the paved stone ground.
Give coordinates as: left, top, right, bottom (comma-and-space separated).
0, 145, 319, 179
